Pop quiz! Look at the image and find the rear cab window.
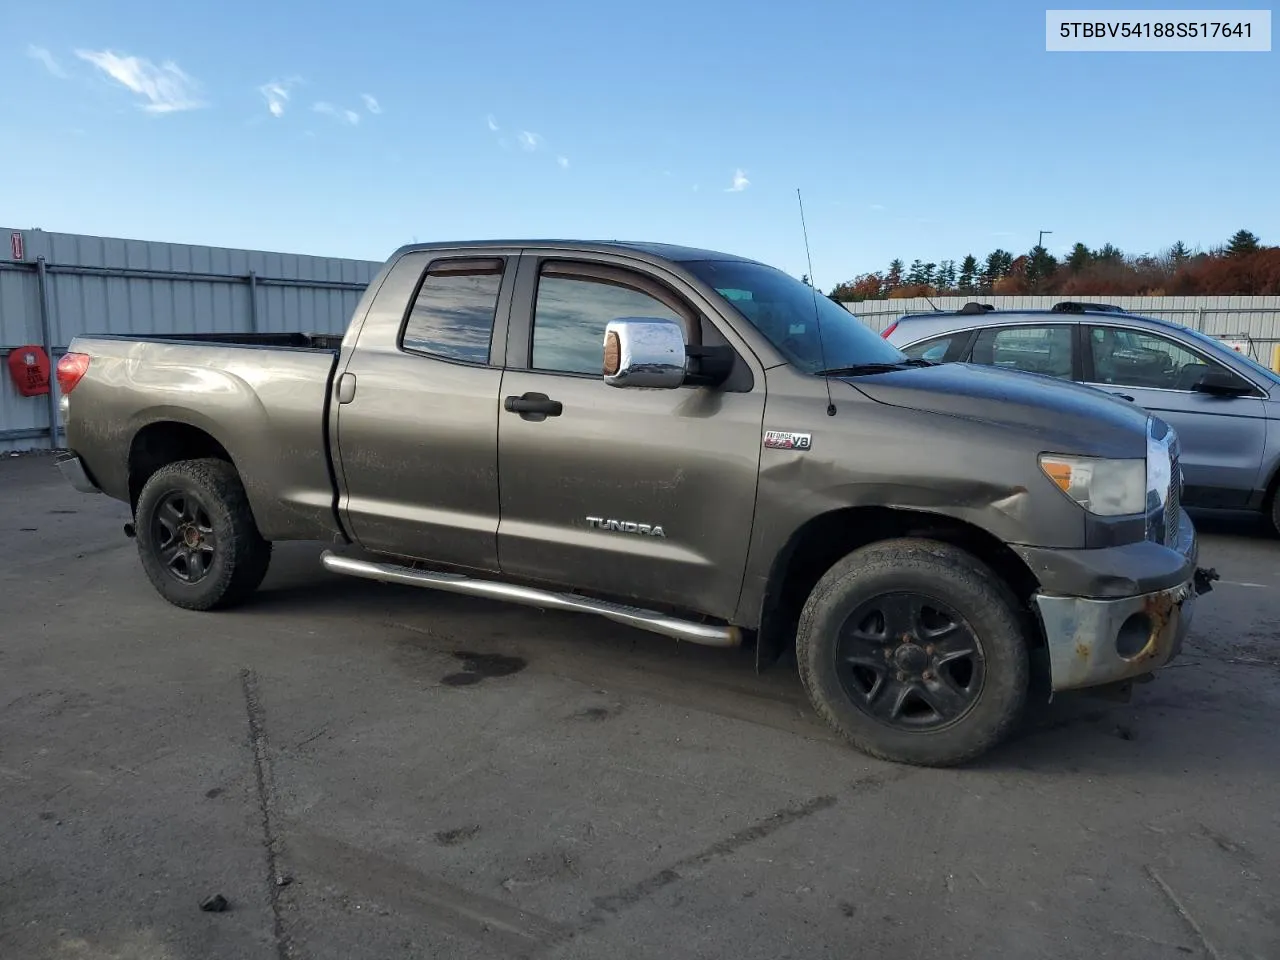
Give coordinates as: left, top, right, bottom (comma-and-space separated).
400, 258, 506, 364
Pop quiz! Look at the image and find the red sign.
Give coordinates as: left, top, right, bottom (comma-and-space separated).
10, 232, 23, 261
7, 344, 51, 397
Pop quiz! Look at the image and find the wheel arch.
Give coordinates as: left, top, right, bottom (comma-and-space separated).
754, 505, 1043, 671
128, 420, 239, 511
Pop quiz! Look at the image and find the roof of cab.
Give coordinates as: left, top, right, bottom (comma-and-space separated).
389, 239, 760, 265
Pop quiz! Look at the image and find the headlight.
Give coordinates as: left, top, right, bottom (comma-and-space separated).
1039, 454, 1146, 516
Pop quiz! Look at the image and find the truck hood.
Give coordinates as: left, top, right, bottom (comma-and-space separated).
843, 362, 1150, 457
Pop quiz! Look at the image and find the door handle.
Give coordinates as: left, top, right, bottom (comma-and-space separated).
504, 392, 563, 421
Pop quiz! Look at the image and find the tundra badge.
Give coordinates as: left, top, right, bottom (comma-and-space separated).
586, 517, 667, 538
763, 430, 812, 451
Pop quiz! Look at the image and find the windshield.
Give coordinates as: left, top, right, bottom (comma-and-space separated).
685, 259, 907, 373
1180, 327, 1280, 386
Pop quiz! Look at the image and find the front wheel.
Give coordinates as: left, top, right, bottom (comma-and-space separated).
797, 538, 1029, 767
134, 458, 272, 610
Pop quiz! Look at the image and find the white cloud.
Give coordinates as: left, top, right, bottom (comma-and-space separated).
28, 45, 67, 79
75, 49, 204, 113
869, 203, 886, 211
361, 94, 381, 114
487, 114, 499, 132
518, 130, 543, 151
313, 101, 360, 125
258, 79, 298, 118
726, 169, 750, 192
557, 155, 569, 169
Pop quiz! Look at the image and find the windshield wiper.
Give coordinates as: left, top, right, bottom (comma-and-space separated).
816, 358, 936, 377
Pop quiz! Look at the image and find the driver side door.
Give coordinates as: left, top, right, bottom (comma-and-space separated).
1082, 324, 1267, 507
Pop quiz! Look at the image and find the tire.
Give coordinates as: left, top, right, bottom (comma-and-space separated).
796, 538, 1029, 767
1269, 491, 1280, 538
134, 458, 272, 611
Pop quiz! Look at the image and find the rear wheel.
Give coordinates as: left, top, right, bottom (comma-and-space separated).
134, 458, 272, 610
797, 538, 1029, 767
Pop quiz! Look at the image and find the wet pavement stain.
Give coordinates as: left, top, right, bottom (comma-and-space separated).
440, 651, 527, 687
434, 824, 481, 846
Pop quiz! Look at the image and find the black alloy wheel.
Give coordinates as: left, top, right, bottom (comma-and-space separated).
835, 592, 985, 731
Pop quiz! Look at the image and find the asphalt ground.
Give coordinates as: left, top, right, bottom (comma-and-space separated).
2, 452, 1278, 960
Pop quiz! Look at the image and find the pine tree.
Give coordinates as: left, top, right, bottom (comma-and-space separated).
958, 254, 978, 291
885, 259, 904, 289
1026, 245, 1058, 285
1067, 243, 1092, 272
1226, 229, 1260, 257
1095, 243, 1123, 264
937, 260, 957, 290
922, 262, 937, 286
1168, 240, 1191, 265
906, 259, 927, 285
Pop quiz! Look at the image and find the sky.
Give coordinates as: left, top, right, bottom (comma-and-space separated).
4, 1, 1277, 286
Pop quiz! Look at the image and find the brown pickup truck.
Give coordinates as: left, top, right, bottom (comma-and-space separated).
54, 240, 1213, 766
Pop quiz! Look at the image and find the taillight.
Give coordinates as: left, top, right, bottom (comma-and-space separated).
56, 353, 90, 394
881, 320, 899, 339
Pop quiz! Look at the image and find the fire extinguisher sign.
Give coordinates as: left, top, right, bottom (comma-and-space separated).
10, 232, 23, 261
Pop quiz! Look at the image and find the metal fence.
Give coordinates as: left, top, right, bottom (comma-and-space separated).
841, 294, 1280, 369
1, 227, 381, 452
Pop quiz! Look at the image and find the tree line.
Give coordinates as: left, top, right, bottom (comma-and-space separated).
825, 229, 1280, 301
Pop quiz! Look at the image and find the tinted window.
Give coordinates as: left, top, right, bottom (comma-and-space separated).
683, 260, 905, 373
970, 325, 1073, 379
401, 258, 504, 363
903, 335, 960, 362
533, 271, 683, 375
1089, 325, 1232, 391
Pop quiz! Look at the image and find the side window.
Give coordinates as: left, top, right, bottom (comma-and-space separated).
532, 265, 686, 375
970, 325, 1073, 379
401, 258, 504, 364
1089, 326, 1229, 391
903, 334, 962, 362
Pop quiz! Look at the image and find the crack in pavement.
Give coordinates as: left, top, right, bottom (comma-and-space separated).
241, 668, 296, 960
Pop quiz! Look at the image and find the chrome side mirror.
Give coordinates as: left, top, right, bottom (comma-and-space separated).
602, 317, 687, 388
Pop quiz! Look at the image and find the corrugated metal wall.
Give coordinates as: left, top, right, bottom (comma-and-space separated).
843, 294, 1280, 345
1, 227, 381, 453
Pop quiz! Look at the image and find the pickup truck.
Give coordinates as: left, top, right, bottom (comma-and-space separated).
53, 239, 1214, 766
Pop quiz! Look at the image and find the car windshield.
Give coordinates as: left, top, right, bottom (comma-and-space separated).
1180, 327, 1280, 386
685, 259, 907, 373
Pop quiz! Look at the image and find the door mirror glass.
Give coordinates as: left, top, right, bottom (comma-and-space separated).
603, 317, 687, 388
1193, 367, 1253, 396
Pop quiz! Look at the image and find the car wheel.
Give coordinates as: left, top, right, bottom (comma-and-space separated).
134, 458, 272, 610
797, 538, 1029, 767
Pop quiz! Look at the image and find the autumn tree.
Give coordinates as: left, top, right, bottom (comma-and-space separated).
828, 273, 885, 302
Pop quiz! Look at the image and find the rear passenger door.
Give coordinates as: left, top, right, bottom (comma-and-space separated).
334, 249, 517, 570
494, 253, 766, 620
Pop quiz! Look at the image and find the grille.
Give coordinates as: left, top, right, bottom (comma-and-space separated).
1165, 452, 1181, 546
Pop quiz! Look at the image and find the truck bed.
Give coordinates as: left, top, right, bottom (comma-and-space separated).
62, 333, 345, 543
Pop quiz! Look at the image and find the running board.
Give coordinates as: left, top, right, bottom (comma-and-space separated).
320, 550, 743, 648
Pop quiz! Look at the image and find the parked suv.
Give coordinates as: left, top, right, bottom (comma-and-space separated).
884, 301, 1280, 534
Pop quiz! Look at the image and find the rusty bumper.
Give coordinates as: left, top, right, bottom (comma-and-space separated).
1032, 507, 1206, 693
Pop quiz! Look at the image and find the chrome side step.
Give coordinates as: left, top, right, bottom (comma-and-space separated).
320, 550, 743, 648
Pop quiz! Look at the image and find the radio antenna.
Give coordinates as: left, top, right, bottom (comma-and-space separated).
797, 189, 836, 416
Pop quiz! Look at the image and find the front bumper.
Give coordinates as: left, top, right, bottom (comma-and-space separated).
1031, 507, 1207, 693
54, 452, 101, 495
